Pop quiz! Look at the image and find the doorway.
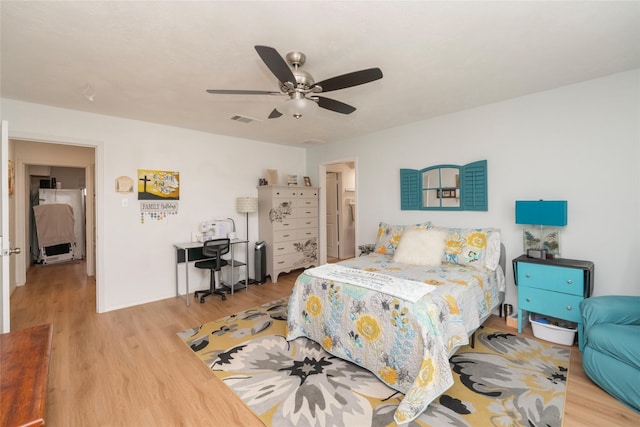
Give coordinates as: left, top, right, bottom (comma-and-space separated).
11, 139, 96, 289
326, 172, 340, 260
325, 162, 356, 261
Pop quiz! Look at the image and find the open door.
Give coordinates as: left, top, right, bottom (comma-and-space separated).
1, 121, 21, 332
1, 121, 14, 332
326, 172, 339, 259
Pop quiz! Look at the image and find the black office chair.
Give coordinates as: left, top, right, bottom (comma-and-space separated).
194, 238, 230, 302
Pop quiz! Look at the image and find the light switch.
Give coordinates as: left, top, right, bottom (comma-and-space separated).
122, 198, 128, 208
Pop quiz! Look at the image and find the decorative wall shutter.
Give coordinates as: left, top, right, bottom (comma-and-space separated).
400, 169, 421, 210
460, 160, 488, 211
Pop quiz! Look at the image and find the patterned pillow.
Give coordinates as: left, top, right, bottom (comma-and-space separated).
374, 221, 431, 255
432, 226, 501, 270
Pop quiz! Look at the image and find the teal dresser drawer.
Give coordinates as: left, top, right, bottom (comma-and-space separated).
516, 262, 584, 296
519, 287, 582, 323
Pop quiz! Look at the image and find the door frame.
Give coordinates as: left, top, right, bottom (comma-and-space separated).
9, 130, 103, 313
1, 121, 9, 332
317, 157, 358, 266
326, 171, 340, 259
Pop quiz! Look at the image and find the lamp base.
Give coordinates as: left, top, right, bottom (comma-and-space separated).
526, 249, 547, 259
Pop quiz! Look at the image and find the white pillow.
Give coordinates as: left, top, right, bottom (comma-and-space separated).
393, 229, 446, 266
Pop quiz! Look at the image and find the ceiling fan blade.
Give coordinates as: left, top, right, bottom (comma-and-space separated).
206, 89, 281, 95
316, 96, 356, 114
255, 45, 296, 84
314, 68, 383, 92
268, 109, 283, 119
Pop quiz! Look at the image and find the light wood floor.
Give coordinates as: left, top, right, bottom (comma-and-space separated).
10, 261, 639, 426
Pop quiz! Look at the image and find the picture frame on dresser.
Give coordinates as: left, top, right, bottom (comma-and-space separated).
266, 169, 278, 186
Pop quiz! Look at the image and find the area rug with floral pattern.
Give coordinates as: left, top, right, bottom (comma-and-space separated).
177, 297, 569, 427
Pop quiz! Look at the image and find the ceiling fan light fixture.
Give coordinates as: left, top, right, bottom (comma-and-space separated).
206, 46, 381, 119
278, 94, 318, 119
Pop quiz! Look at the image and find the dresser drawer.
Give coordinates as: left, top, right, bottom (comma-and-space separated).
273, 229, 298, 242
291, 207, 317, 218
297, 228, 318, 239
271, 188, 298, 198
297, 217, 318, 229
272, 218, 296, 231
271, 238, 317, 256
269, 200, 317, 220
517, 263, 584, 296
519, 287, 582, 323
273, 243, 318, 270
268, 200, 294, 224
274, 253, 311, 270
271, 188, 319, 199
296, 188, 319, 199
293, 198, 318, 208
273, 229, 318, 241
272, 241, 299, 256
273, 253, 298, 270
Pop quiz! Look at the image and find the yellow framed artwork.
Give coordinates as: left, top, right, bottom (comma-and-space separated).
137, 169, 180, 200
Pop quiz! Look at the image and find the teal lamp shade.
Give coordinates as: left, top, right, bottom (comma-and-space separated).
515, 200, 567, 226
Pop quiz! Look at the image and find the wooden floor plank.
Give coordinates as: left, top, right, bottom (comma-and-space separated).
9, 261, 639, 426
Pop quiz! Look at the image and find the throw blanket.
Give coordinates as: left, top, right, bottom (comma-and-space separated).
304, 263, 436, 303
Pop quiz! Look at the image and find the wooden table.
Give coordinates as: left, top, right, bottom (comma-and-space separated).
1, 323, 53, 427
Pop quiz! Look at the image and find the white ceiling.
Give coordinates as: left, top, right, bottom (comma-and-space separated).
2, 1, 639, 147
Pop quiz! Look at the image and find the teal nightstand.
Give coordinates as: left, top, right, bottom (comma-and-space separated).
513, 255, 594, 349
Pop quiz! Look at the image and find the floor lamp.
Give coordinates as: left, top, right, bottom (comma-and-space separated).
236, 197, 259, 285
236, 197, 258, 240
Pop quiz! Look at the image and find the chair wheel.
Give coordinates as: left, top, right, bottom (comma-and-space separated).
200, 297, 205, 303
221, 295, 227, 301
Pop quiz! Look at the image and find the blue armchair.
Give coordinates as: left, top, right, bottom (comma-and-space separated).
580, 295, 640, 413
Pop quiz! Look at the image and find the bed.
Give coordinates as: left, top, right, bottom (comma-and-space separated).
286, 222, 506, 424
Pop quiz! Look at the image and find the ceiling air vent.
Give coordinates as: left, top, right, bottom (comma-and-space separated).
230, 115, 259, 123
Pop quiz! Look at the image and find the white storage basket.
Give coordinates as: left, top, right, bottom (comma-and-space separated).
529, 313, 577, 346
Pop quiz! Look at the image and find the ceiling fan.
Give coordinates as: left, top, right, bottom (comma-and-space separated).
206, 45, 383, 119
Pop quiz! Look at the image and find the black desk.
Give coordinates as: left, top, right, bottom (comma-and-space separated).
174, 239, 249, 306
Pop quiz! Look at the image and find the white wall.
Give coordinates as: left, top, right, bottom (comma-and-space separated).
307, 69, 640, 307
2, 99, 306, 312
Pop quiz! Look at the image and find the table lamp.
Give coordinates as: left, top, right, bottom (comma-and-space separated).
515, 200, 567, 258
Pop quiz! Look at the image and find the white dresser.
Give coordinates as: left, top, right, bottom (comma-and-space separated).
257, 186, 319, 283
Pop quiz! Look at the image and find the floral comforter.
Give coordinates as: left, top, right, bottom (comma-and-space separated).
285, 253, 505, 424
